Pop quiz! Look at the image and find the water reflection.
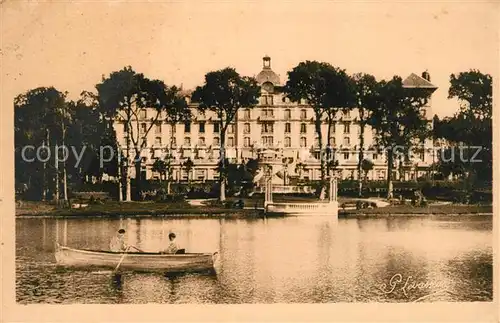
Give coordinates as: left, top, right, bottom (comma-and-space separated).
16, 215, 493, 304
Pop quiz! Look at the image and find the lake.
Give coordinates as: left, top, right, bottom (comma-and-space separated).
16, 215, 493, 304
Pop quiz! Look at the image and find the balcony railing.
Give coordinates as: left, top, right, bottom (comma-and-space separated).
258, 115, 275, 121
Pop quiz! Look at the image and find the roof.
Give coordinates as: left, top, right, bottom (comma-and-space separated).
256, 69, 281, 86
402, 73, 437, 89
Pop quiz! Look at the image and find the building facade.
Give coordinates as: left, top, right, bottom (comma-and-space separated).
114, 56, 438, 185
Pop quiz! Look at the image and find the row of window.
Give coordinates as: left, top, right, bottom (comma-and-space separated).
138, 135, 368, 149
136, 107, 352, 122
245, 108, 353, 119
136, 121, 356, 136
152, 167, 387, 181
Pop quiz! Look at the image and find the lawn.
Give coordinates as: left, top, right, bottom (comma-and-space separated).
342, 204, 492, 216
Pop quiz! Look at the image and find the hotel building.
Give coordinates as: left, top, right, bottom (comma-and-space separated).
114, 56, 438, 186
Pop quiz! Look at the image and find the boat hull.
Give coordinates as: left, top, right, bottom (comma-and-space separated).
55, 245, 217, 273
265, 201, 338, 216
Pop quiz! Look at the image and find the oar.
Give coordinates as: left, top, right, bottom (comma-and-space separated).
113, 246, 130, 273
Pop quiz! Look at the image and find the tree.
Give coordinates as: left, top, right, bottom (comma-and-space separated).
361, 158, 374, 182
433, 71, 492, 183
96, 66, 188, 201
352, 73, 378, 197
152, 158, 168, 182
449, 70, 492, 120
191, 68, 260, 201
14, 87, 68, 201
295, 162, 306, 180
67, 91, 123, 199
368, 76, 433, 199
182, 158, 194, 183
326, 159, 339, 177
283, 61, 356, 198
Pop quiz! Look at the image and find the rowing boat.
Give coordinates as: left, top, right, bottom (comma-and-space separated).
55, 244, 218, 273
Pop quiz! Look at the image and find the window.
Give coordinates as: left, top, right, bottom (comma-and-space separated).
184, 121, 191, 133
139, 109, 147, 119
199, 122, 205, 133
244, 123, 250, 134
262, 123, 273, 134
140, 123, 147, 134
261, 109, 274, 118
171, 125, 176, 134
285, 123, 291, 133
373, 153, 378, 160
213, 137, 220, 146
344, 123, 350, 134
300, 109, 307, 119
343, 136, 350, 146
300, 137, 307, 147
300, 123, 307, 133
285, 137, 291, 147
284, 109, 291, 120
184, 137, 191, 146
228, 124, 235, 134
314, 137, 320, 147
328, 137, 336, 146
244, 137, 250, 147
198, 137, 206, 146
155, 137, 162, 146
244, 109, 251, 119
227, 137, 235, 147
171, 137, 177, 147
142, 137, 147, 147
263, 95, 273, 105
155, 123, 162, 134
343, 152, 349, 160
330, 123, 336, 134
343, 110, 351, 118
213, 122, 220, 133
420, 149, 425, 161
124, 123, 129, 133
262, 136, 273, 146
194, 169, 205, 180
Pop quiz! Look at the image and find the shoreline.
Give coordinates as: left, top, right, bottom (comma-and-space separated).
16, 212, 493, 220
15, 200, 493, 219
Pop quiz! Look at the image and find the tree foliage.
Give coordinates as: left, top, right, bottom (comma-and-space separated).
14, 87, 69, 200
433, 70, 492, 181
96, 66, 189, 199
283, 61, 356, 194
191, 67, 260, 201
368, 76, 433, 198
352, 73, 378, 196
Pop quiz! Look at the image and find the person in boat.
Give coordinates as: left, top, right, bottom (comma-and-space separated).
109, 229, 128, 252
161, 232, 179, 254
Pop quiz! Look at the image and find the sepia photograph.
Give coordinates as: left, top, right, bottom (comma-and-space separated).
1, 0, 498, 321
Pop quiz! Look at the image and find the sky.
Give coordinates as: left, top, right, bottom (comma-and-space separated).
1, 1, 498, 118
